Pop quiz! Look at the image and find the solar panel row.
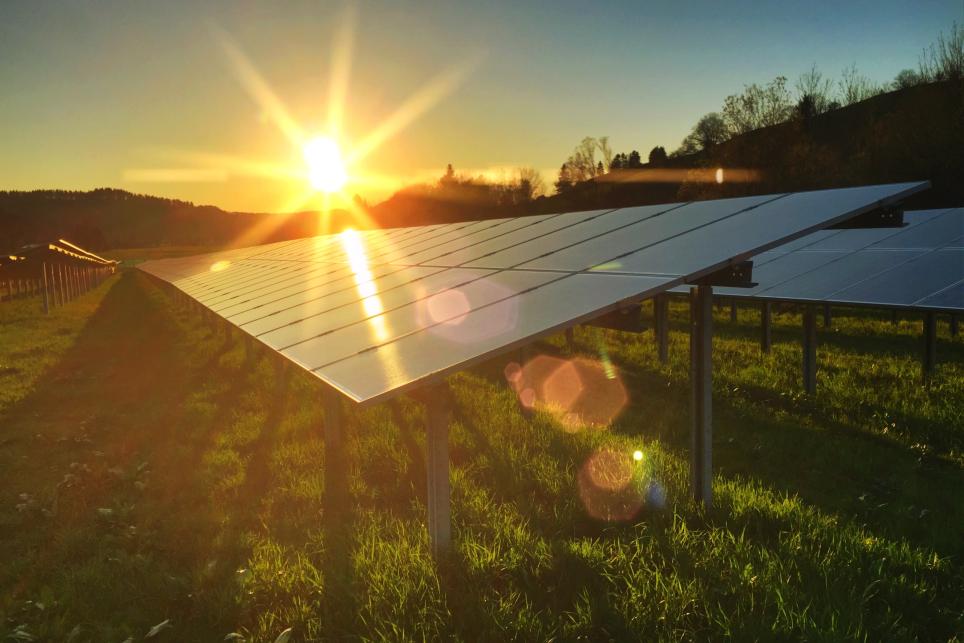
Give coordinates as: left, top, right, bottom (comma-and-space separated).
677, 208, 963, 311
139, 181, 927, 404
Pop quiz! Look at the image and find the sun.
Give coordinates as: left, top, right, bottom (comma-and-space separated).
303, 135, 348, 193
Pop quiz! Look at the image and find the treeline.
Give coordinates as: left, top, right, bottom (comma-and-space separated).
369, 164, 546, 227
670, 23, 962, 158
0, 188, 346, 251
533, 23, 963, 213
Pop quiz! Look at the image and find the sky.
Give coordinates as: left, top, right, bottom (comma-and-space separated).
0, 0, 959, 212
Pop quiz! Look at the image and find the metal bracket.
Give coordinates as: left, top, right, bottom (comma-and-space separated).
687, 260, 756, 288
829, 206, 904, 229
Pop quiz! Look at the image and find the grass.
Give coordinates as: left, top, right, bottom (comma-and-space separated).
0, 271, 961, 641
102, 246, 225, 266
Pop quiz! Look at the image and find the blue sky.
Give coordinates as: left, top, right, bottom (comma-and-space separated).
0, 0, 959, 211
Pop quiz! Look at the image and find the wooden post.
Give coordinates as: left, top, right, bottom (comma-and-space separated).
803, 306, 817, 394
565, 327, 575, 351
761, 301, 772, 354
690, 285, 713, 507
950, 314, 958, 338
425, 387, 452, 557
655, 294, 669, 363
823, 304, 831, 328
923, 312, 937, 379
730, 300, 737, 323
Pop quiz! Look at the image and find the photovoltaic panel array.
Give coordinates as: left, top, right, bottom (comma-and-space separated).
138, 181, 926, 404
669, 208, 963, 311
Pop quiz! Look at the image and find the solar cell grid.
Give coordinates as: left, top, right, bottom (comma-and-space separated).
138, 181, 928, 403
675, 208, 963, 312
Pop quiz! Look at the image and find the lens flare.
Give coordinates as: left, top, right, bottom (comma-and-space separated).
506, 354, 628, 430
578, 448, 644, 522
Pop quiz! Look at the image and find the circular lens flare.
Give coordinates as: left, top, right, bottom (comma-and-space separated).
303, 136, 348, 192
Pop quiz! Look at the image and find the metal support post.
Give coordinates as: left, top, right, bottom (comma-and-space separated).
42, 263, 49, 314
689, 285, 713, 507
950, 313, 958, 337
655, 294, 669, 363
323, 388, 346, 512
761, 301, 772, 354
923, 312, 937, 379
425, 387, 452, 557
803, 306, 817, 394
823, 304, 831, 328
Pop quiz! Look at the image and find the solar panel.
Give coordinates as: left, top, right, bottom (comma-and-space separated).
139, 181, 927, 404
677, 208, 963, 311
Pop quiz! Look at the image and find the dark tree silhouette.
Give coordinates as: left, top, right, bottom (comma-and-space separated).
555, 163, 574, 193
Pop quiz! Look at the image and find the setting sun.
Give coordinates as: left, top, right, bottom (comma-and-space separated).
303, 136, 348, 193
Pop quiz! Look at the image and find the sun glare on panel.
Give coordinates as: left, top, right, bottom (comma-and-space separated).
304, 136, 349, 193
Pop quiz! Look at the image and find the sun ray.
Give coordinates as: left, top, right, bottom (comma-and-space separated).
129, 18, 483, 234
212, 27, 305, 145
150, 148, 305, 182
327, 6, 357, 135
346, 52, 485, 165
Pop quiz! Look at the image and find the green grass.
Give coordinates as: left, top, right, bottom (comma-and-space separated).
0, 272, 961, 641
102, 246, 225, 266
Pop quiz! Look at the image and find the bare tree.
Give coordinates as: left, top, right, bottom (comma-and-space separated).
795, 64, 835, 115
722, 76, 793, 135
515, 167, 546, 201
919, 22, 964, 81
839, 64, 881, 105
562, 136, 614, 182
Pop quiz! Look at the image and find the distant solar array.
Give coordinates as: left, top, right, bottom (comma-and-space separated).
0, 239, 117, 309
139, 182, 927, 405
670, 208, 963, 311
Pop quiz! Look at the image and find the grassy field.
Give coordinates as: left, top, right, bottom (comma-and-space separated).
0, 270, 962, 641
102, 246, 225, 267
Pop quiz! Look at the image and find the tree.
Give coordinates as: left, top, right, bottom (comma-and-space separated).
440, 163, 456, 186
892, 68, 923, 90
559, 136, 614, 183
722, 76, 793, 135
839, 64, 881, 105
554, 163, 573, 194
675, 112, 728, 155
515, 167, 545, 201
919, 22, 963, 81
647, 146, 667, 165
795, 64, 835, 115
628, 150, 642, 167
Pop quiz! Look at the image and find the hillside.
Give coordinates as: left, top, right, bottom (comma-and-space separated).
2, 81, 960, 251
0, 188, 350, 252
377, 79, 963, 221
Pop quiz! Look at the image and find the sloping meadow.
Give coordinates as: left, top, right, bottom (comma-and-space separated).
0, 272, 961, 640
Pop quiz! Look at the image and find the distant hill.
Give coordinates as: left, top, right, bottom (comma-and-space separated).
375, 79, 963, 221
3, 80, 959, 251
0, 188, 350, 252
